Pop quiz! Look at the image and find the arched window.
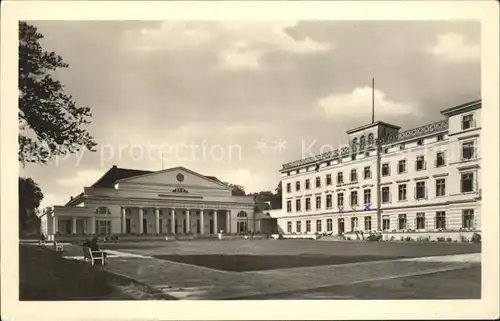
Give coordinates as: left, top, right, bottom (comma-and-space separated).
237, 211, 248, 218
360, 135, 366, 150
96, 206, 111, 215
368, 133, 374, 145
352, 138, 358, 152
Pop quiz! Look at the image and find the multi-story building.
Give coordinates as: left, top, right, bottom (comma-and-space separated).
274, 99, 481, 238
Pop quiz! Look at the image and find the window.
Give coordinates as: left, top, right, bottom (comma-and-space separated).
337, 193, 344, 207
368, 133, 374, 145
287, 171, 290, 176
305, 198, 311, 211
398, 160, 406, 174
363, 189, 371, 205
364, 216, 372, 231
305, 179, 311, 190
462, 141, 476, 160
436, 211, 446, 229
351, 154, 356, 161
364, 166, 371, 179
417, 139, 423, 146
352, 138, 358, 152
97, 220, 111, 234
350, 169, 358, 182
337, 172, 344, 184
326, 174, 332, 185
326, 161, 331, 166
350, 217, 358, 232
382, 163, 390, 176
296, 181, 301, 191
316, 196, 322, 209
316, 220, 322, 232
287, 201, 292, 213
461, 172, 474, 193
382, 216, 390, 231
384, 148, 389, 154
437, 134, 444, 142
296, 199, 301, 212
315, 176, 321, 188
350, 191, 358, 206
416, 181, 427, 200
306, 220, 311, 232
96, 207, 111, 215
436, 178, 446, 197
326, 194, 333, 209
436, 152, 446, 167
287, 221, 292, 233
398, 184, 407, 201
462, 209, 474, 228
382, 187, 391, 203
286, 183, 291, 193
360, 135, 366, 150
399, 144, 405, 150
296, 221, 301, 233
398, 214, 407, 230
416, 213, 425, 229
462, 114, 474, 130
416, 156, 426, 171
327, 219, 333, 232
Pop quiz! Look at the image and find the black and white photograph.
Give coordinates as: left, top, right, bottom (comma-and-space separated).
1, 1, 499, 320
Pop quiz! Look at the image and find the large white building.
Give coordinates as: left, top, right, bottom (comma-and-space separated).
273, 99, 482, 237
40, 166, 255, 237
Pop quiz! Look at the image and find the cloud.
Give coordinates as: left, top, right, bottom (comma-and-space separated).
56, 169, 105, 187
427, 33, 480, 62
218, 168, 270, 193
317, 86, 420, 118
123, 21, 332, 70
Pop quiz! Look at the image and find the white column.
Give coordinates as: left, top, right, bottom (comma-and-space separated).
155, 208, 160, 234
121, 207, 126, 233
52, 214, 57, 235
186, 209, 191, 234
72, 216, 77, 234
171, 209, 176, 234
91, 217, 96, 234
200, 209, 205, 235
213, 210, 218, 234
139, 208, 144, 234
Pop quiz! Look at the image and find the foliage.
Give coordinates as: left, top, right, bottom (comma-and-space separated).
366, 233, 383, 242
446, 237, 453, 242
223, 182, 246, 196
437, 237, 446, 242
19, 177, 44, 235
459, 235, 469, 243
18, 22, 97, 165
471, 232, 482, 243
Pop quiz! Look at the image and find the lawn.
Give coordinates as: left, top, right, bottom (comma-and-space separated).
19, 245, 174, 300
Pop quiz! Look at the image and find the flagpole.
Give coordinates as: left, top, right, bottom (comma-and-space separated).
372, 77, 375, 123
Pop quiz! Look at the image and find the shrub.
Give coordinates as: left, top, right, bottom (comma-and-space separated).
405, 236, 413, 242
417, 236, 431, 242
389, 236, 395, 241
471, 232, 482, 243
437, 237, 445, 242
446, 237, 453, 242
459, 235, 469, 243
366, 233, 382, 242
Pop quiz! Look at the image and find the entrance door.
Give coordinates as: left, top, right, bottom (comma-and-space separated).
159, 219, 163, 233
338, 218, 345, 235
196, 219, 201, 234
209, 219, 214, 234
183, 219, 187, 234
143, 218, 147, 234
126, 219, 131, 233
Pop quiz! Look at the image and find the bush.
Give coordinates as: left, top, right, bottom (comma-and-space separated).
417, 236, 431, 242
446, 237, 453, 242
389, 236, 395, 241
459, 235, 469, 243
366, 233, 383, 242
437, 237, 445, 242
471, 232, 481, 243
405, 236, 413, 242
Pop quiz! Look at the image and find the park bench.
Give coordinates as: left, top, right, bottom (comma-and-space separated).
54, 241, 64, 251
82, 246, 106, 266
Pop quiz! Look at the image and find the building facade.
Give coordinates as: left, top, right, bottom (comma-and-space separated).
273, 99, 481, 236
40, 166, 255, 237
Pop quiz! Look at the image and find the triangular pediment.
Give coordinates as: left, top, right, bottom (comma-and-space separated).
116, 166, 229, 190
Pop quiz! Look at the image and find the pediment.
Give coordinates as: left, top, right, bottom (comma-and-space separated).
116, 166, 229, 190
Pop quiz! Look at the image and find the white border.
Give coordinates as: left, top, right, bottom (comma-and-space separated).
1, 1, 499, 320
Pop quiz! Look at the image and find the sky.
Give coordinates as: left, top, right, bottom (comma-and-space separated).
19, 20, 481, 209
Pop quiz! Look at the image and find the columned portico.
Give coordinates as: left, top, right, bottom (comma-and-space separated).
186, 209, 191, 233
139, 208, 144, 234
213, 210, 218, 233
170, 209, 176, 234
155, 208, 160, 234
121, 207, 126, 233
226, 210, 231, 233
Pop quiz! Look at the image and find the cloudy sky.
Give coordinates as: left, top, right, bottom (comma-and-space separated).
19, 20, 480, 209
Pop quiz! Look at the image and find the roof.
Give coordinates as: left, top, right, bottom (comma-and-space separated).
440, 99, 481, 116
346, 121, 401, 135
91, 165, 223, 188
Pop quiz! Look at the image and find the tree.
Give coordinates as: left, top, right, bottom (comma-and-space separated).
19, 177, 44, 236
224, 182, 246, 196
18, 21, 97, 165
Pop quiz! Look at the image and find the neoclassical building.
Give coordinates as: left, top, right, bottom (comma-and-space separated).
40, 166, 255, 237
273, 99, 482, 236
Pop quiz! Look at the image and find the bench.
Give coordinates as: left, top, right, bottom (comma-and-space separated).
54, 241, 64, 251
82, 246, 106, 266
